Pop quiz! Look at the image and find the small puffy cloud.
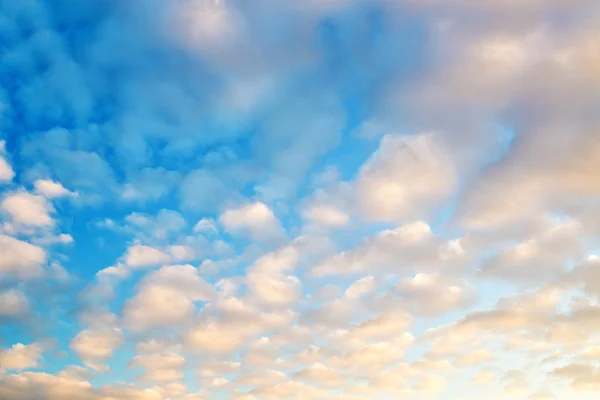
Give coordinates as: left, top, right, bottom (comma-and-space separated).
356, 133, 457, 222
302, 204, 349, 227
32, 233, 74, 246
479, 217, 583, 283
126, 209, 188, 242
293, 363, 344, 387
311, 221, 440, 276
246, 246, 301, 307
193, 218, 218, 234
220, 202, 285, 241
0, 289, 29, 316
0, 343, 43, 370
0, 234, 46, 278
123, 264, 216, 332
123, 243, 172, 268
70, 327, 124, 367
394, 273, 476, 316
34, 179, 77, 199
186, 299, 294, 354
1, 191, 54, 227
345, 276, 376, 300
129, 351, 187, 383
345, 311, 413, 344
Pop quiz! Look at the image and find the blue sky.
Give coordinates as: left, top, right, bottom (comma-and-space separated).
1, 0, 600, 399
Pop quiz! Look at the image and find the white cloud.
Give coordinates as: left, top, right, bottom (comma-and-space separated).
32, 233, 74, 246
70, 327, 124, 367
1, 192, 54, 227
0, 289, 29, 316
193, 218, 218, 234
0, 343, 43, 370
220, 202, 285, 241
394, 273, 476, 316
345, 276, 376, 300
302, 204, 349, 227
123, 265, 215, 332
311, 221, 447, 276
34, 179, 77, 199
479, 217, 583, 283
246, 246, 301, 307
129, 351, 187, 383
356, 133, 456, 222
123, 243, 172, 268
0, 234, 46, 278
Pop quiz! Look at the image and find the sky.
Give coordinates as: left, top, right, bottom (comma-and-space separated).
0, 0, 599, 399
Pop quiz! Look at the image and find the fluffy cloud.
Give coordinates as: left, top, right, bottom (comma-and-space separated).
356, 133, 457, 222
34, 179, 77, 199
302, 204, 349, 227
0, 289, 29, 316
0, 343, 43, 370
0, 234, 46, 278
0, 0, 598, 398
1, 191, 54, 228
394, 273, 476, 316
123, 264, 215, 332
122, 243, 173, 268
246, 246, 301, 307
312, 221, 457, 276
220, 202, 286, 241
70, 327, 124, 368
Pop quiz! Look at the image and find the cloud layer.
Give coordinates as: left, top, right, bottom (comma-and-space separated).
1, 0, 599, 399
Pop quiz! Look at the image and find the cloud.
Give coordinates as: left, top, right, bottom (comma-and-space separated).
356, 133, 457, 222
123, 264, 215, 332
0, 0, 598, 398
220, 202, 286, 241
478, 217, 583, 283
302, 204, 349, 227
0, 343, 43, 370
1, 191, 54, 228
122, 243, 173, 268
70, 327, 124, 368
33, 179, 77, 199
394, 273, 476, 316
129, 351, 187, 384
193, 218, 218, 234
0, 234, 46, 278
0, 289, 29, 316
246, 246, 301, 307
311, 221, 460, 276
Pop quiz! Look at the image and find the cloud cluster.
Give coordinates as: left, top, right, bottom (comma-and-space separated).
0, 0, 599, 399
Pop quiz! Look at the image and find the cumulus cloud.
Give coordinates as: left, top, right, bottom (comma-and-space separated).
220, 202, 286, 241
356, 133, 457, 222
0, 289, 29, 316
0, 343, 43, 370
123, 264, 215, 332
1, 191, 54, 228
0, 0, 599, 398
311, 221, 460, 276
70, 327, 124, 369
34, 179, 77, 199
0, 234, 46, 278
122, 243, 173, 269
